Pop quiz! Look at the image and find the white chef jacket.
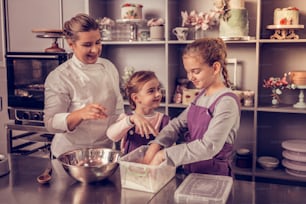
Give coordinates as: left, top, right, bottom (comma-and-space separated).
44, 55, 124, 157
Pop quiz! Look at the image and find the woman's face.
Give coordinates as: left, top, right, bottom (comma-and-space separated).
183, 54, 216, 89
70, 29, 102, 64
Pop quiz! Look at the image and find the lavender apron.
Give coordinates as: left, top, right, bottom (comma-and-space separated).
184, 91, 240, 176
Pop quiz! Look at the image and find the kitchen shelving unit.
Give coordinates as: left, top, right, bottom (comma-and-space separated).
92, 0, 306, 185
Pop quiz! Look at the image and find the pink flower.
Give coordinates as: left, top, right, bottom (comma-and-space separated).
263, 74, 290, 89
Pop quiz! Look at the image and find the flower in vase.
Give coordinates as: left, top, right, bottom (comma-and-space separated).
147, 18, 164, 27
263, 73, 291, 105
180, 0, 226, 31
96, 17, 115, 26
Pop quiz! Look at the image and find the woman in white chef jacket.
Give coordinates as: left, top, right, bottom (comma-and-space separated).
43, 13, 124, 158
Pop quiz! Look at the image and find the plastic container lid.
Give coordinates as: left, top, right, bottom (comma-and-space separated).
282, 140, 306, 153
174, 173, 233, 204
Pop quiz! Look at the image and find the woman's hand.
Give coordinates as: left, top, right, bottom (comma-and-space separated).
67, 103, 107, 131
78, 103, 108, 120
130, 113, 158, 139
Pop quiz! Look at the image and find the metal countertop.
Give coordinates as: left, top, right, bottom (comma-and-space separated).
1, 155, 306, 204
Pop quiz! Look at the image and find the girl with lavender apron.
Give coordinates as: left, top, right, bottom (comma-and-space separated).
184, 90, 240, 176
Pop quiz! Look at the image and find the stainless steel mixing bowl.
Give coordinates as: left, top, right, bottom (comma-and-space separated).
57, 148, 121, 183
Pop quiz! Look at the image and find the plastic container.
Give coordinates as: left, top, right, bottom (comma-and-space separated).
119, 145, 176, 193
174, 173, 233, 204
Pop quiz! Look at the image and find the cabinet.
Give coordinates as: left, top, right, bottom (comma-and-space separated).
96, 0, 306, 185
0, 0, 8, 154
4, 0, 104, 52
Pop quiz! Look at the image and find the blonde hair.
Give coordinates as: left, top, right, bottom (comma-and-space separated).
63, 13, 100, 42
125, 71, 158, 110
182, 37, 232, 88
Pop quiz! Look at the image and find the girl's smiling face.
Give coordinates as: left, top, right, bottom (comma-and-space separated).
69, 29, 102, 64
133, 78, 162, 115
183, 54, 216, 90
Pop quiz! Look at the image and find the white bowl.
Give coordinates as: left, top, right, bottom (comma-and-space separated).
257, 156, 279, 170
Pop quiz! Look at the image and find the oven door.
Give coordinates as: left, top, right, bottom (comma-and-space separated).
6, 52, 70, 109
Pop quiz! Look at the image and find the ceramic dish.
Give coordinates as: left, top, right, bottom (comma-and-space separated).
282, 159, 306, 172
257, 156, 279, 170
282, 150, 306, 162
285, 168, 306, 178
282, 140, 306, 153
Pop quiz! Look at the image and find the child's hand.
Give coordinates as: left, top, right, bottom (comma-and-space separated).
130, 113, 158, 139
142, 143, 161, 164
149, 150, 165, 165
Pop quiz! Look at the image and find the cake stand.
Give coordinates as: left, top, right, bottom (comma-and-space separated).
293, 85, 306, 109
266, 25, 304, 40
32, 29, 65, 52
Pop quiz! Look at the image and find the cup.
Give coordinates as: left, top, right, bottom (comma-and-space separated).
243, 90, 255, 107
150, 26, 164, 41
172, 27, 189, 41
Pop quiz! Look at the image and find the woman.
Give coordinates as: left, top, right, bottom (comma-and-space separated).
143, 38, 241, 176
44, 13, 124, 157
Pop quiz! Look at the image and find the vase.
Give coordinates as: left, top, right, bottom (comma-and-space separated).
150, 25, 164, 41
195, 29, 206, 39
271, 89, 280, 106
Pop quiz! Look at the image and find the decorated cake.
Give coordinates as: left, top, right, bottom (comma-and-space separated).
290, 71, 306, 86
219, 0, 249, 38
274, 7, 299, 25
121, 3, 143, 19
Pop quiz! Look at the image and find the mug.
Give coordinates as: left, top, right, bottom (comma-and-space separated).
172, 27, 189, 41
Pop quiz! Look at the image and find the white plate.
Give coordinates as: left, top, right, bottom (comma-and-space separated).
282, 159, 306, 172
282, 140, 306, 153
282, 150, 306, 162
285, 168, 306, 178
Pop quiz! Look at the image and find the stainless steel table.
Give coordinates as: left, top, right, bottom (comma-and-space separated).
1, 154, 306, 204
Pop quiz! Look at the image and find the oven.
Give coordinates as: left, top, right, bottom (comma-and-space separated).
6, 52, 71, 126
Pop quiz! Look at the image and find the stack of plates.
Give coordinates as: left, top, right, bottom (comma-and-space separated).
282, 140, 306, 177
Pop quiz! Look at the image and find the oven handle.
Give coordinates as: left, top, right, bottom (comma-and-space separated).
6, 54, 61, 59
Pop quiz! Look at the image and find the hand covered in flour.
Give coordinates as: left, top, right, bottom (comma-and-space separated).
149, 149, 166, 165
78, 103, 108, 120
129, 113, 158, 139
67, 103, 107, 131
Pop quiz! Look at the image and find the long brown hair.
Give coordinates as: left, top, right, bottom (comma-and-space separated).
125, 71, 159, 110
182, 37, 232, 88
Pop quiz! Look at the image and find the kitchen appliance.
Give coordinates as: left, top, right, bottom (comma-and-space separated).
6, 52, 71, 125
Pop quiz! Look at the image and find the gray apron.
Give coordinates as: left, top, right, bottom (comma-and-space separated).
184, 90, 240, 176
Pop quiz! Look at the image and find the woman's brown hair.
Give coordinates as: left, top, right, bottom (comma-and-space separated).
63, 13, 100, 42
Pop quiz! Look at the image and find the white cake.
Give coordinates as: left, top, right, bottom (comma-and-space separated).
121, 3, 143, 19
274, 7, 299, 25
219, 0, 249, 38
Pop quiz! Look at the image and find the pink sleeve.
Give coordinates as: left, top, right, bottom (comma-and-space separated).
106, 113, 133, 142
